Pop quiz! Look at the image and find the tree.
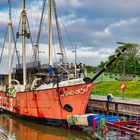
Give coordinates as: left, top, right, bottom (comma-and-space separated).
85, 65, 95, 73
98, 43, 140, 74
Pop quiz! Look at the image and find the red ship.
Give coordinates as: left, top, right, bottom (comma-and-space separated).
0, 0, 126, 126
0, 81, 93, 126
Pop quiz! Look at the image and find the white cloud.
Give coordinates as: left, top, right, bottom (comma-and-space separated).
61, 14, 86, 26
79, 0, 140, 16
1, 0, 140, 69
56, 0, 82, 8
0, 12, 8, 25
65, 47, 114, 65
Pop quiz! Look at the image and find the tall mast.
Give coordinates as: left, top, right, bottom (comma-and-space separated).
8, 0, 12, 88
48, 0, 53, 65
22, 0, 27, 85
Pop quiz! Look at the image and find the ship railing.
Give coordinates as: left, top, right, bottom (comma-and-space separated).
57, 64, 72, 80
31, 78, 42, 90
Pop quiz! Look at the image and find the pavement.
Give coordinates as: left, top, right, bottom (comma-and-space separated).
90, 95, 140, 105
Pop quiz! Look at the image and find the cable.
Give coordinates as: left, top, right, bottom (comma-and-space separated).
10, 14, 22, 70
11, 24, 20, 68
32, 0, 47, 64
0, 27, 8, 64
60, 17, 75, 50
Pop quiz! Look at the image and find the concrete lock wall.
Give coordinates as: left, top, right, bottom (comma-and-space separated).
88, 99, 140, 117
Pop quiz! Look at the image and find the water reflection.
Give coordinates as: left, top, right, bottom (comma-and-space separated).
0, 114, 91, 140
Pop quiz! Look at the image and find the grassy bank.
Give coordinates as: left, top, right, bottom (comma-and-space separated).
91, 81, 140, 98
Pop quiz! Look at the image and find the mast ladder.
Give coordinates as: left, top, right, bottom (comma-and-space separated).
52, 0, 67, 65
32, 0, 47, 63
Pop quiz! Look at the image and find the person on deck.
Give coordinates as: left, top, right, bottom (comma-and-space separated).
76, 64, 80, 77
79, 63, 84, 77
48, 65, 53, 80
107, 94, 114, 102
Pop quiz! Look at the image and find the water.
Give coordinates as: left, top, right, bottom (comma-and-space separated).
0, 114, 92, 140
0, 114, 136, 140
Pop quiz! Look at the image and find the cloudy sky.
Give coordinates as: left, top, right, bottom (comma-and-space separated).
0, 0, 140, 73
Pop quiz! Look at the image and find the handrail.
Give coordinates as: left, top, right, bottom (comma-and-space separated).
11, 79, 20, 85
31, 78, 41, 89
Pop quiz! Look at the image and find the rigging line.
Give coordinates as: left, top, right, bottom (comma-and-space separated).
51, 2, 80, 63
38, 10, 48, 61
0, 27, 8, 65
56, 10, 78, 63
52, 0, 67, 65
60, 17, 74, 50
41, 9, 48, 45
26, 2, 34, 42
10, 14, 22, 70
52, 19, 64, 64
26, 16, 35, 64
31, 0, 47, 66
26, 16, 34, 46
52, 24, 58, 62
52, 21, 61, 63
35, 0, 47, 45
17, 13, 22, 35
34, 3, 41, 44
26, 10, 35, 62
33, 0, 47, 63
10, 25, 20, 70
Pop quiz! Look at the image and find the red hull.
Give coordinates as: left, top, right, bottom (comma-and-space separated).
0, 83, 93, 123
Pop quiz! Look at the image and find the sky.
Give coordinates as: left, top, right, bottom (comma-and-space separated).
1, 0, 140, 73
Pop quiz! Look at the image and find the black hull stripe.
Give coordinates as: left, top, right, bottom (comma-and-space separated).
1, 109, 68, 127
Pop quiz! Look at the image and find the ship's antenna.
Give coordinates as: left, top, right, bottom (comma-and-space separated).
8, 0, 12, 88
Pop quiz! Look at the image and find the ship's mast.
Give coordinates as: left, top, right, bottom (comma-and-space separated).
8, 0, 12, 88
22, 0, 27, 85
48, 0, 53, 65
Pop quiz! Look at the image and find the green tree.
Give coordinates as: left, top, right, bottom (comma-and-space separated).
85, 65, 95, 73
98, 43, 140, 74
